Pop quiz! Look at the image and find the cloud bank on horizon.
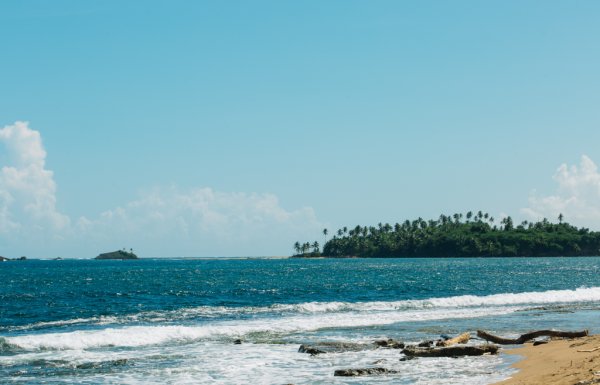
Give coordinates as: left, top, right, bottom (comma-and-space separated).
0, 122, 323, 258
1, 121, 600, 258
522, 155, 600, 228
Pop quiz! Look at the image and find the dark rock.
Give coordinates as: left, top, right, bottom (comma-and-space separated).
373, 339, 405, 349
298, 345, 326, 355
334, 367, 397, 377
298, 342, 376, 355
399, 356, 416, 361
418, 340, 434, 347
533, 340, 549, 346
402, 344, 499, 357
18, 256, 27, 260
233, 339, 242, 345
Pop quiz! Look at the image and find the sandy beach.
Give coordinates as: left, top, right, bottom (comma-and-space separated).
496, 334, 600, 385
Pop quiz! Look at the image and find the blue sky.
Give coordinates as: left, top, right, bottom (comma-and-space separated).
1, 1, 600, 258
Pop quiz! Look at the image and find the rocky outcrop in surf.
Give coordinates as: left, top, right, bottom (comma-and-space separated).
334, 367, 397, 377
299, 339, 405, 355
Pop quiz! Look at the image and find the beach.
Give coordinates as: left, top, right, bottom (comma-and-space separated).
497, 334, 600, 385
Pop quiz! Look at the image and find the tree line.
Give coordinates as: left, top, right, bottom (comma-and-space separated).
293, 212, 600, 258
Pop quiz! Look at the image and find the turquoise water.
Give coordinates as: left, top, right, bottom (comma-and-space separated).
1, 257, 600, 384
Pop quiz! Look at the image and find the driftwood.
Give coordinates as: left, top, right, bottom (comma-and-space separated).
436, 332, 470, 347
402, 344, 498, 357
578, 346, 600, 353
476, 330, 588, 345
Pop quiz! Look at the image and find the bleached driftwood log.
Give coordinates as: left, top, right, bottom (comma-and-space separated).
402, 344, 498, 357
476, 329, 588, 345
436, 332, 470, 347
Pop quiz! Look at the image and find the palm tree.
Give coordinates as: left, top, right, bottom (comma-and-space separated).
501, 216, 513, 231
302, 242, 311, 254
312, 241, 320, 253
293, 242, 301, 255
558, 213, 564, 224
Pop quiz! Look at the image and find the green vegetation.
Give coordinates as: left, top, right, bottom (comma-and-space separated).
293, 241, 321, 257
293, 213, 600, 258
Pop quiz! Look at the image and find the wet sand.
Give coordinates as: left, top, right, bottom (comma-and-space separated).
496, 334, 600, 385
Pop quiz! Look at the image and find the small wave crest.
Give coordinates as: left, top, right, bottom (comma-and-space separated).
4, 287, 599, 351
0, 337, 19, 353
3, 306, 519, 351
24, 287, 600, 328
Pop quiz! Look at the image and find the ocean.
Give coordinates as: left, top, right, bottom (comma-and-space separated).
1, 257, 600, 384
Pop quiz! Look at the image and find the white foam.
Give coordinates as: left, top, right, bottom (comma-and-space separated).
11, 286, 600, 333
142, 286, 600, 315
6, 286, 600, 351
0, 339, 512, 385
5, 306, 520, 351
274, 286, 600, 313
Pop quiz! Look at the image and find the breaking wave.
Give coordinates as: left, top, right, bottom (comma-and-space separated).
3, 287, 599, 351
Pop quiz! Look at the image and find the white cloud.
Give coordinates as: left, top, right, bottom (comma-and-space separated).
82, 187, 322, 257
522, 155, 600, 228
0, 121, 323, 257
0, 121, 70, 236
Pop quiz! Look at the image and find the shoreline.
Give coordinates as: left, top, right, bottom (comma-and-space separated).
495, 334, 600, 384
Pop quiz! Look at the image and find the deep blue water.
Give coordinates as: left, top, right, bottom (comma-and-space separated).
1, 257, 600, 384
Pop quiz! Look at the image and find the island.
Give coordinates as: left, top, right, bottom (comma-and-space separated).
95, 250, 139, 260
294, 212, 600, 258
0, 256, 27, 261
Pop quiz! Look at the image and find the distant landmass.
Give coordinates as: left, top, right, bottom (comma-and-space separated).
95, 250, 139, 260
294, 212, 600, 258
0, 256, 27, 261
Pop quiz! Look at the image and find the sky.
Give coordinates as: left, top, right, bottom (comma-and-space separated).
1, 1, 600, 258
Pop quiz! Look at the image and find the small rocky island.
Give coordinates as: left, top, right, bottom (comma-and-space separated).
95, 250, 139, 260
0, 256, 27, 261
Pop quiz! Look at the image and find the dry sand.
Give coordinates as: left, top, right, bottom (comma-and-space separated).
495, 334, 600, 385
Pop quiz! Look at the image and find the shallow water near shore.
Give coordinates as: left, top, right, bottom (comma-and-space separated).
1, 257, 600, 384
